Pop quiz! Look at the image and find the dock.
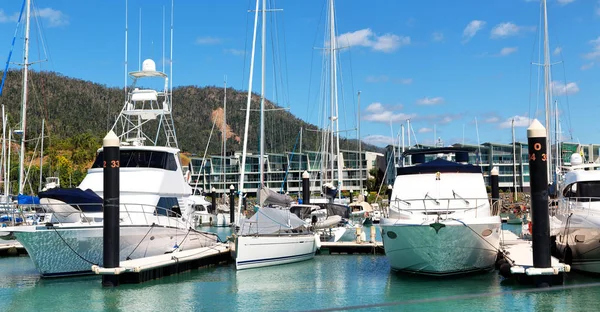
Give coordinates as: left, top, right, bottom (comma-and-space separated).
92, 243, 231, 284
0, 241, 27, 257
498, 230, 569, 283
318, 241, 384, 255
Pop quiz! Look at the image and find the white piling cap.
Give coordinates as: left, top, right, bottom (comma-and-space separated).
103, 130, 119, 147
388, 184, 393, 189
491, 166, 499, 176
302, 171, 310, 179
527, 119, 546, 138
230, 184, 235, 190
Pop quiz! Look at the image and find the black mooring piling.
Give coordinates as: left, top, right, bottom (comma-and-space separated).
491, 167, 499, 215
102, 131, 120, 287
211, 187, 217, 215
229, 185, 235, 225
302, 171, 310, 205
528, 119, 552, 287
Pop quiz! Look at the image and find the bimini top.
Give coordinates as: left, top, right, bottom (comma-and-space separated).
401, 146, 477, 157
397, 158, 482, 176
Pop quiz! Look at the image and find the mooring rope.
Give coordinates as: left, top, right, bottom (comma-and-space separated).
50, 224, 98, 266
449, 218, 504, 256
126, 223, 155, 260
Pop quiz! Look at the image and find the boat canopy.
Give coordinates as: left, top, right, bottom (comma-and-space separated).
38, 188, 103, 212
239, 207, 307, 235
259, 187, 292, 207
397, 158, 481, 176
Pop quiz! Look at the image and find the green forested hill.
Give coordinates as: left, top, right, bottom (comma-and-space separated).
0, 70, 383, 192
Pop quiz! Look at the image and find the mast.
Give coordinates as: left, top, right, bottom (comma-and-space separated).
18, 0, 31, 195
401, 124, 405, 167
357, 90, 362, 194
38, 119, 44, 192
260, 0, 266, 190
237, 0, 260, 224
542, 0, 553, 185
512, 118, 517, 202
223, 77, 227, 192
2, 105, 6, 200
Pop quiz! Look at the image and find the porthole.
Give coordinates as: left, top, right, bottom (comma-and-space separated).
387, 231, 397, 239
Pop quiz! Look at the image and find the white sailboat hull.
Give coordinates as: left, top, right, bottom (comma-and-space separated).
233, 234, 317, 270
212, 213, 231, 227
6, 224, 219, 277
380, 217, 501, 275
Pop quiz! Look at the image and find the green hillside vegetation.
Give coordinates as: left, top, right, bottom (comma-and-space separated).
0, 70, 383, 194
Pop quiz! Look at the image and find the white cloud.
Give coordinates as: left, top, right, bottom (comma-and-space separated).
337, 28, 410, 53
551, 81, 580, 95
416, 96, 444, 105
499, 47, 518, 56
557, 0, 575, 5
462, 20, 486, 43
553, 47, 562, 55
485, 117, 499, 123
196, 36, 222, 45
432, 32, 444, 42
581, 62, 595, 70
365, 75, 389, 83
418, 127, 433, 133
36, 8, 68, 27
224, 48, 245, 56
0, 9, 19, 23
584, 37, 600, 59
394, 78, 413, 85
499, 116, 532, 129
363, 102, 414, 123
490, 22, 533, 39
362, 135, 394, 146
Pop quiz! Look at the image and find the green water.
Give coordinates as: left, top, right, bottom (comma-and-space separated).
1, 224, 600, 311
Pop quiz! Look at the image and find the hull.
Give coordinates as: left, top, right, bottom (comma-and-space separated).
191, 212, 215, 227
234, 234, 317, 270
9, 224, 218, 277
381, 217, 501, 276
555, 214, 600, 273
212, 213, 231, 227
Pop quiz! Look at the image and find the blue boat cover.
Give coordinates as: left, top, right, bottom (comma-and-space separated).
397, 158, 482, 175
38, 188, 103, 212
17, 194, 40, 205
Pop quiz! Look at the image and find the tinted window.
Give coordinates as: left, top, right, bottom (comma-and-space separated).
92, 150, 177, 171
577, 181, 600, 200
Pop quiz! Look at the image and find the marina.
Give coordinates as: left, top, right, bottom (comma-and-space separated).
2, 0, 600, 310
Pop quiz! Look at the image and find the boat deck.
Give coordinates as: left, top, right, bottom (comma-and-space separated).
499, 230, 569, 279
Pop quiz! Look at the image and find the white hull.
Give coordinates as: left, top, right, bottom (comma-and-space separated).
233, 234, 317, 270
554, 214, 600, 273
191, 212, 215, 227
212, 213, 231, 227
8, 224, 218, 277
381, 217, 501, 275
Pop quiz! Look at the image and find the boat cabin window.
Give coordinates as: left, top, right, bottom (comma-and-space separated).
91, 150, 178, 171
564, 182, 600, 200
156, 197, 181, 217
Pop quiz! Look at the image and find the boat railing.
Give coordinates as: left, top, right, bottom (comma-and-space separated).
560, 197, 600, 219
13, 202, 193, 229
391, 197, 490, 218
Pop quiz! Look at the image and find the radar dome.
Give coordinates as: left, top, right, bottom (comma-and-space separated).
142, 59, 156, 72
570, 153, 583, 166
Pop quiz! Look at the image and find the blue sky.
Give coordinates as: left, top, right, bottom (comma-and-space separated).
1, 0, 600, 148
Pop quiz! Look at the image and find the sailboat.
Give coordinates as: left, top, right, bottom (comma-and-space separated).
2, 2, 219, 277
231, 0, 318, 270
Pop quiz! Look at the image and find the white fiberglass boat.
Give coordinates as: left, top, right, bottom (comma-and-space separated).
381, 148, 501, 276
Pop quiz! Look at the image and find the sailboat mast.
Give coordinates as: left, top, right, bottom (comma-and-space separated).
237, 0, 260, 222
223, 77, 227, 191
542, 0, 553, 185
18, 0, 31, 195
38, 119, 44, 192
328, 0, 335, 185
259, 0, 266, 189
358, 90, 362, 194
512, 118, 517, 202
2, 105, 7, 199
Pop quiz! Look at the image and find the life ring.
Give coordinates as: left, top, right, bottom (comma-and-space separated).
528, 221, 532, 234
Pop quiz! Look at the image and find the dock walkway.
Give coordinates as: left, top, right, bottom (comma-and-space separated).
0, 241, 27, 256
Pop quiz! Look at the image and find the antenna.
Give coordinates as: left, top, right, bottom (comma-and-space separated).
138, 8, 142, 71
162, 6, 165, 72
170, 0, 174, 95
124, 0, 128, 94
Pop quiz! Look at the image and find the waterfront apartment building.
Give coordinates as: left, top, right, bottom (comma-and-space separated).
188, 150, 384, 196
384, 141, 599, 192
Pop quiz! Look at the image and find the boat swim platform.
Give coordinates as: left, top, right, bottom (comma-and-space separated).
0, 241, 27, 257
92, 243, 231, 284
318, 241, 384, 255
498, 230, 569, 283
